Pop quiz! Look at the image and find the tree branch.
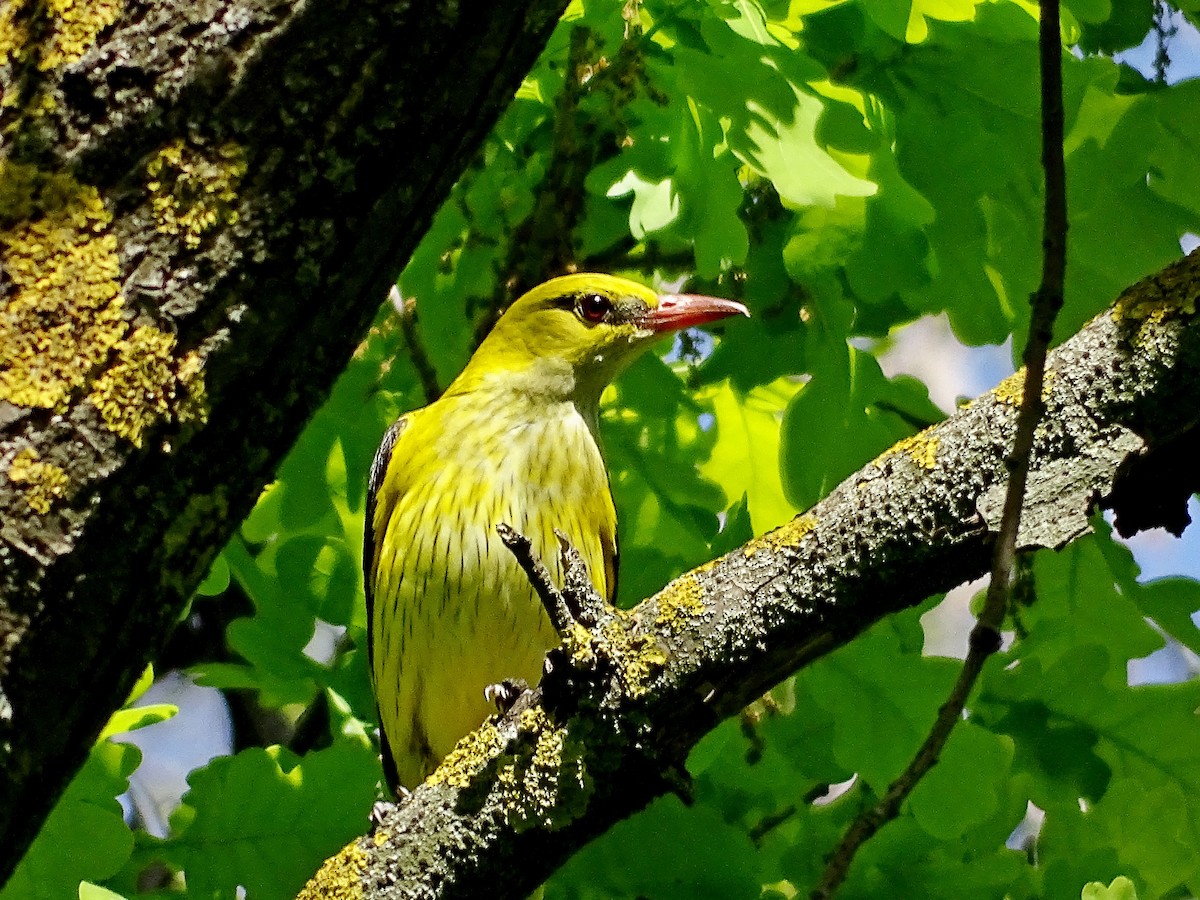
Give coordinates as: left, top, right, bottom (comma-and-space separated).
392, 286, 442, 405
496, 523, 573, 636
302, 251, 1200, 898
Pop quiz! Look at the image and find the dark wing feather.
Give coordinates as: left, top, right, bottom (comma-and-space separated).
363, 415, 408, 797
601, 522, 619, 604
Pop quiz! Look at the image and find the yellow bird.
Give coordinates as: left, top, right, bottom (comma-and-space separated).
363, 273, 748, 792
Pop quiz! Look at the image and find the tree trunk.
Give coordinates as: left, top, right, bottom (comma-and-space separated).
0, 0, 567, 881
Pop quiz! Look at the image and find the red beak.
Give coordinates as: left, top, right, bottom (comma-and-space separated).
640, 294, 750, 333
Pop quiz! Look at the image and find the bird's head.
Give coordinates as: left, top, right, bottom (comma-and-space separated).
450, 273, 749, 406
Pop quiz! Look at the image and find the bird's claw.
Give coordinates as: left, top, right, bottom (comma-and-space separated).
369, 785, 412, 826
484, 678, 529, 714
370, 799, 397, 827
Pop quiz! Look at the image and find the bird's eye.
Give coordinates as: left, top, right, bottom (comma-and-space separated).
576, 293, 611, 324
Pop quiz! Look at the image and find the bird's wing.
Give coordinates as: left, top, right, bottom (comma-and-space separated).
363, 414, 409, 796
601, 521, 618, 604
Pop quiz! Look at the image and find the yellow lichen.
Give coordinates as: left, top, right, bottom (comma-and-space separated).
566, 620, 596, 667
501, 706, 589, 831
426, 704, 590, 830
874, 430, 940, 471
30, 88, 57, 116
147, 139, 246, 249
742, 512, 819, 558
992, 370, 1025, 405
1112, 284, 1197, 324
0, 4, 31, 69
518, 705, 549, 733
519, 723, 571, 826
525, 718, 564, 779
43, 0, 122, 68
0, 0, 122, 70
0, 162, 125, 411
426, 719, 506, 789
603, 616, 667, 699
372, 830, 389, 847
654, 573, 706, 631
175, 349, 209, 427
1111, 279, 1198, 351
563, 612, 666, 699
496, 759, 518, 789
296, 839, 367, 900
86, 325, 208, 447
7, 448, 69, 513
992, 368, 1056, 406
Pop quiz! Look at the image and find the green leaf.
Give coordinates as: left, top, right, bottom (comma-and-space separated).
160, 742, 379, 900
274, 534, 359, 626
698, 210, 808, 391
699, 379, 799, 534
904, 0, 986, 42
101, 703, 176, 740
858, 0, 915, 40
672, 102, 749, 276
195, 551, 230, 597
801, 617, 958, 788
844, 139, 936, 304
399, 201, 483, 386
1087, 779, 1192, 897
546, 796, 760, 899
208, 538, 321, 707
607, 171, 680, 238
781, 340, 933, 509
2, 741, 139, 900
979, 645, 1200, 891
834, 816, 1034, 899
840, 816, 1036, 900
1064, 0, 1112, 26
240, 480, 284, 545
708, 494, 755, 559
1077, 0, 1154, 52
1134, 577, 1200, 657
907, 722, 1013, 839
1058, 66, 1200, 341
606, 356, 728, 603
1082, 877, 1139, 900
77, 885, 128, 900
1037, 807, 1126, 900
735, 85, 878, 210
1013, 533, 1164, 678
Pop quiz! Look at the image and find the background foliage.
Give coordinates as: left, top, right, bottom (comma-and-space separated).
9, 0, 1200, 896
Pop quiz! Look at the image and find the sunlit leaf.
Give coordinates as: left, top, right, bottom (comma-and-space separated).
158, 743, 379, 900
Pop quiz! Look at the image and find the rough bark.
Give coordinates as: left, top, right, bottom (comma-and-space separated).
0, 0, 568, 882
301, 251, 1200, 898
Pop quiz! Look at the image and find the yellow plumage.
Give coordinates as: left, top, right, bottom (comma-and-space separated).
364, 273, 746, 791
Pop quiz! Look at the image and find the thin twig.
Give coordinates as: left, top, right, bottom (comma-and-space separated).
391, 286, 441, 404
553, 529, 607, 627
496, 523, 575, 636
1153, 0, 1178, 84
811, 0, 1068, 895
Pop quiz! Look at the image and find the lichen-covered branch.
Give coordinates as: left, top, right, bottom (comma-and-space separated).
303, 251, 1200, 899
0, 0, 568, 881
